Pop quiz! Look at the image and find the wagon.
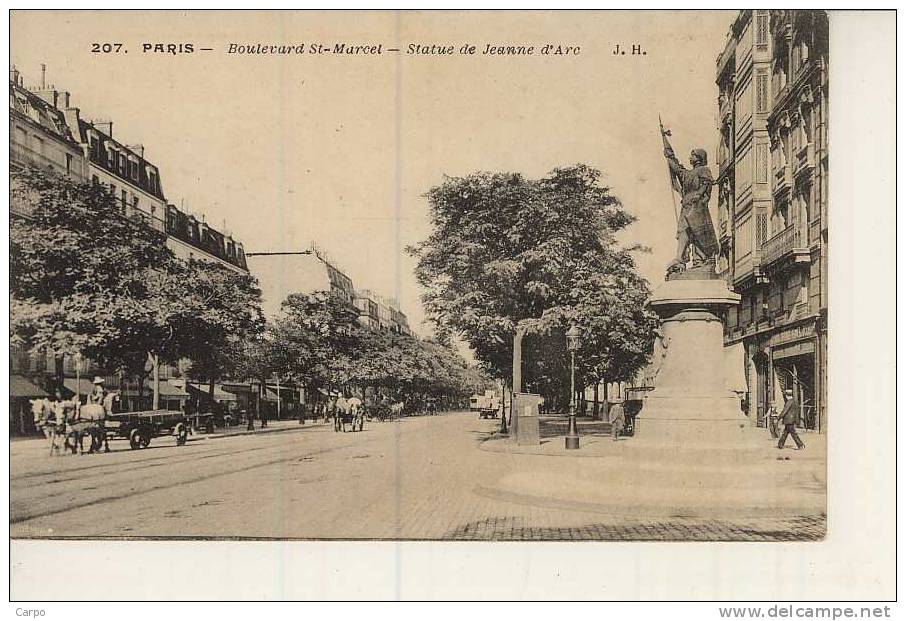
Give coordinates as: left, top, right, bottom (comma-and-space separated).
103, 409, 193, 450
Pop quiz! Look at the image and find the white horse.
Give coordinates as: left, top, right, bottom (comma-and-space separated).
75, 391, 119, 453
31, 398, 73, 456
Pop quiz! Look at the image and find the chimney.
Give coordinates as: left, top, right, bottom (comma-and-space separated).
40, 63, 45, 89
61, 91, 70, 108
127, 144, 144, 158
9, 65, 19, 85
93, 119, 113, 137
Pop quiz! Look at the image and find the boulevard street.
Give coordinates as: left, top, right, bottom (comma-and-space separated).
11, 412, 825, 541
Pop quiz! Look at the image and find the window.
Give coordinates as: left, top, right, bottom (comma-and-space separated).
130, 160, 138, 180
121, 189, 128, 210
110, 183, 116, 198
756, 70, 768, 113
756, 213, 768, 248
33, 136, 44, 155
90, 137, 99, 159
92, 175, 99, 185
756, 13, 769, 46
756, 143, 768, 184
15, 127, 27, 147
801, 187, 812, 236
65, 153, 73, 175
133, 195, 140, 212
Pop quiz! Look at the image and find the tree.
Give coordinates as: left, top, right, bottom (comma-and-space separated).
409, 164, 656, 413
268, 290, 366, 392
10, 168, 266, 408
165, 258, 265, 402
10, 168, 175, 387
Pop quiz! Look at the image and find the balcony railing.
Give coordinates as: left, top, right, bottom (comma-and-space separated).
761, 225, 810, 268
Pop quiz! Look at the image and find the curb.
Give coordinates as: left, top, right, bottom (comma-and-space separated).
196, 422, 328, 442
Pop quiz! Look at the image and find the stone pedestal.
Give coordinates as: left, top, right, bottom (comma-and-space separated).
638, 276, 749, 446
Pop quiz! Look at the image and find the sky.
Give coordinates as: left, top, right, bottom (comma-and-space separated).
11, 10, 736, 338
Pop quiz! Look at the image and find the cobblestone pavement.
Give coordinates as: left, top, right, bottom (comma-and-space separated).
10, 412, 825, 541
446, 514, 826, 541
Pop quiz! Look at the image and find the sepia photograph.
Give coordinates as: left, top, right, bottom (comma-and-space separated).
5, 8, 896, 604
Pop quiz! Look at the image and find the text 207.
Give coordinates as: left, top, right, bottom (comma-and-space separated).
91, 43, 125, 53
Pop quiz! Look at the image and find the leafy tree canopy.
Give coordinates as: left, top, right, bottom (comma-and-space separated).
408, 164, 657, 403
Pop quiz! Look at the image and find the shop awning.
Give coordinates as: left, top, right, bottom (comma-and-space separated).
63, 377, 95, 396
144, 379, 189, 398
189, 383, 237, 402
264, 385, 297, 401
10, 375, 49, 398
773, 339, 816, 361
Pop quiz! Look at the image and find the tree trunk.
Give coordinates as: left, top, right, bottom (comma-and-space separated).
208, 378, 215, 413
511, 328, 525, 436
593, 382, 600, 420
150, 353, 160, 410
254, 379, 261, 416
54, 353, 64, 393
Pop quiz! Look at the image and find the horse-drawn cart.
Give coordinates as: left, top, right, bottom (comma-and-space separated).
103, 409, 191, 450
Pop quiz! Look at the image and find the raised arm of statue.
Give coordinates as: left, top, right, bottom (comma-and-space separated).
662, 138, 685, 192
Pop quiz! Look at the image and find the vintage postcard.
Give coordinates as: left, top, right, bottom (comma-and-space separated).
6, 9, 896, 603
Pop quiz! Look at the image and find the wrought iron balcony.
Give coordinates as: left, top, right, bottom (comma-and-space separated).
761, 225, 810, 270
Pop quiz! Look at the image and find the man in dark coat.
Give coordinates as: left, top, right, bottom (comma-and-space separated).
777, 388, 805, 450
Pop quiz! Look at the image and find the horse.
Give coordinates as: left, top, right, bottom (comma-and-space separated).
31, 398, 63, 456
389, 402, 405, 420
70, 391, 119, 454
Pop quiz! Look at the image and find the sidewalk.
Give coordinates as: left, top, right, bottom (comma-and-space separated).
193, 418, 328, 441
477, 418, 826, 521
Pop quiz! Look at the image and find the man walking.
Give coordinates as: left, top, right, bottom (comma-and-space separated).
777, 388, 805, 450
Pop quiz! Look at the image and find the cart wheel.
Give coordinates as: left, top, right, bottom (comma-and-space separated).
129, 428, 143, 450
140, 429, 152, 449
175, 423, 188, 446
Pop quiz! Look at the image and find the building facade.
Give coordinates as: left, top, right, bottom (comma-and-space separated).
9, 67, 251, 429
716, 10, 828, 433
356, 289, 412, 336
9, 68, 88, 215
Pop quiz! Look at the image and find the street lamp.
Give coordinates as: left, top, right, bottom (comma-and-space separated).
565, 324, 581, 450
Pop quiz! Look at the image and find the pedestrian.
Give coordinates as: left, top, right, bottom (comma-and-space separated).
260, 406, 268, 428
610, 400, 626, 441
777, 388, 805, 450
247, 409, 255, 431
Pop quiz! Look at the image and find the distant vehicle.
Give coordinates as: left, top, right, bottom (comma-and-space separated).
470, 393, 500, 419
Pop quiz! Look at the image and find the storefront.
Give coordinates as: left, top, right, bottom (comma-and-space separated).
767, 320, 822, 433
10, 374, 50, 435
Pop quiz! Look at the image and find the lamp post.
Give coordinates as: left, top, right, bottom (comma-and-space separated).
565, 324, 581, 450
